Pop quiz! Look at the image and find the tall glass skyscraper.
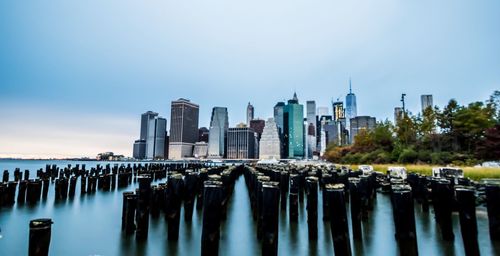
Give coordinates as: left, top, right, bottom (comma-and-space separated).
345, 79, 357, 143
284, 93, 304, 159
273, 102, 285, 157
208, 107, 228, 158
146, 117, 167, 159
169, 98, 199, 159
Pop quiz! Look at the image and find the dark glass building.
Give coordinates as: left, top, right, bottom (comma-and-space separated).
169, 98, 199, 159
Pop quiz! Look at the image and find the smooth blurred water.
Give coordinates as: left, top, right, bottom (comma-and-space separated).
0, 160, 499, 255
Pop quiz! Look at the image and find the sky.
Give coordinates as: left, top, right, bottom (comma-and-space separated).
0, 0, 499, 158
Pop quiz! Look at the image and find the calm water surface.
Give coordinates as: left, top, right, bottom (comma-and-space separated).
0, 160, 499, 255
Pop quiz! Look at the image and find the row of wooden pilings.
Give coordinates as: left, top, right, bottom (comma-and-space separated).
120, 165, 243, 256
0, 162, 207, 207
2, 162, 213, 256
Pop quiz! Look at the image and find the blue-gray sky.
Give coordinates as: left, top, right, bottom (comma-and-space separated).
1, 0, 499, 158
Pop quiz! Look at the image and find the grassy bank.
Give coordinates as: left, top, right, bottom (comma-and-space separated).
349, 164, 500, 181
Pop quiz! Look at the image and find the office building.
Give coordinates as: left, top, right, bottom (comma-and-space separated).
250, 119, 265, 140
169, 98, 199, 159
247, 102, 254, 126
227, 127, 256, 159
284, 92, 304, 159
332, 100, 345, 121
133, 140, 146, 159
208, 107, 228, 158
259, 118, 281, 160
350, 116, 376, 143
198, 127, 209, 142
345, 79, 357, 143
421, 94, 433, 112
146, 116, 167, 159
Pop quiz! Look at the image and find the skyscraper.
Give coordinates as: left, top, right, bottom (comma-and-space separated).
208, 107, 228, 158
146, 117, 167, 159
350, 116, 376, 143
133, 111, 159, 159
421, 94, 433, 112
306, 101, 317, 158
345, 79, 357, 143
259, 118, 281, 160
198, 127, 209, 142
284, 92, 304, 159
246, 102, 254, 126
227, 127, 256, 159
332, 100, 345, 121
169, 98, 199, 159
250, 119, 266, 140
273, 102, 285, 157
317, 107, 329, 117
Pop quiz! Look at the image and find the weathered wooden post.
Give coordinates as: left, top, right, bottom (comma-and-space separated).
184, 170, 199, 222
3, 170, 9, 183
486, 183, 500, 240
391, 185, 418, 256
18, 180, 27, 204
68, 176, 77, 198
29, 218, 53, 256
434, 179, 454, 241
166, 173, 184, 240
456, 187, 479, 256
280, 171, 289, 211
306, 177, 318, 240
201, 180, 224, 256
349, 177, 362, 240
122, 191, 135, 231
325, 183, 351, 256
136, 175, 152, 240
289, 174, 300, 222
124, 193, 138, 234
262, 182, 280, 256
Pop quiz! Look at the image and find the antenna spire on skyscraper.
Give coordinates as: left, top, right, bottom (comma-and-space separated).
349, 77, 352, 94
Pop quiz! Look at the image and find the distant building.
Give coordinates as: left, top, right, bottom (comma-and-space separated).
198, 127, 209, 142
250, 119, 265, 140
306, 101, 317, 157
306, 122, 316, 159
146, 117, 167, 159
259, 118, 281, 160
227, 127, 256, 159
350, 116, 376, 143
345, 79, 357, 143
97, 152, 124, 161
332, 100, 345, 121
323, 119, 348, 146
208, 107, 228, 158
317, 115, 332, 155
273, 102, 286, 158
394, 107, 403, 124
317, 107, 329, 117
421, 94, 433, 112
193, 142, 208, 158
284, 92, 304, 159
169, 98, 199, 159
133, 139, 146, 159
247, 102, 254, 126
132, 111, 167, 159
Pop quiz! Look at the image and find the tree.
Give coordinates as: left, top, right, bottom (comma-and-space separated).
476, 125, 500, 160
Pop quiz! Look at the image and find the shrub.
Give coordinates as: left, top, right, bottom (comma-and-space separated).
398, 148, 418, 163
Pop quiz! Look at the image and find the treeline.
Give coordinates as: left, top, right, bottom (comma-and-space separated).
325, 91, 500, 165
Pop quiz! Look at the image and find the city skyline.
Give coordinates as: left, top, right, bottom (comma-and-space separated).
1, 0, 499, 158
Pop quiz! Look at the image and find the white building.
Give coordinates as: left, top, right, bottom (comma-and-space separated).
259, 118, 281, 160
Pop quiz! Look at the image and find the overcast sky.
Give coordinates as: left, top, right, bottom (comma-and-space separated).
1, 0, 499, 158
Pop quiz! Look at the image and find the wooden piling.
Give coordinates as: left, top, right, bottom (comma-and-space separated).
349, 177, 362, 240
325, 183, 351, 256
391, 185, 418, 256
262, 182, 280, 256
29, 218, 53, 256
136, 175, 152, 240
486, 184, 500, 240
201, 180, 224, 256
456, 187, 479, 256
306, 177, 318, 240
166, 173, 184, 241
